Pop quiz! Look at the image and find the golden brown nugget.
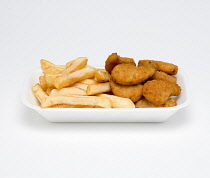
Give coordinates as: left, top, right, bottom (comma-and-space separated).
111, 63, 156, 85
143, 80, 181, 105
138, 60, 178, 75
105, 53, 136, 74
41, 95, 112, 108
110, 78, 143, 102
135, 98, 177, 108
150, 71, 177, 83
118, 56, 136, 65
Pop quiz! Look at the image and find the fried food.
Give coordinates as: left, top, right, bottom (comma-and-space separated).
44, 74, 62, 88
94, 70, 110, 82
40, 59, 66, 74
61, 57, 88, 75
70, 83, 88, 90
79, 79, 98, 85
110, 78, 143, 102
43, 65, 66, 75
138, 60, 178, 75
50, 104, 95, 108
111, 62, 156, 85
135, 97, 177, 108
32, 83, 48, 103
86, 82, 111, 95
54, 67, 95, 89
46, 87, 54, 95
41, 95, 112, 108
105, 53, 136, 74
40, 59, 54, 71
97, 94, 135, 108
150, 71, 177, 83
50, 87, 87, 96
143, 80, 181, 105
39, 76, 48, 91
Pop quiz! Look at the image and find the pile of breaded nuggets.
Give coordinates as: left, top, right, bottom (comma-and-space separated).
32, 53, 181, 108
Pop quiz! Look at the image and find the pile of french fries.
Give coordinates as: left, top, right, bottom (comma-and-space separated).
32, 58, 135, 108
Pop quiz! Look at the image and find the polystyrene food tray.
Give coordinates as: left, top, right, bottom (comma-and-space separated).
22, 68, 190, 122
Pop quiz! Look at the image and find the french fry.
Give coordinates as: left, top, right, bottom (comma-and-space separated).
39, 76, 48, 91
61, 57, 88, 75
43, 65, 66, 75
95, 68, 107, 72
66, 59, 75, 68
46, 87, 54, 95
70, 83, 89, 90
79, 79, 98, 85
32, 83, 48, 102
86, 82, 111, 95
97, 94, 135, 108
40, 59, 54, 71
50, 104, 95, 108
54, 67, 95, 89
44, 74, 62, 88
41, 95, 112, 108
85, 65, 96, 71
94, 70, 110, 82
50, 87, 87, 96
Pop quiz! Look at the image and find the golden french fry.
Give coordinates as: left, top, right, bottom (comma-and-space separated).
94, 70, 110, 82
95, 68, 107, 72
39, 76, 48, 91
66, 59, 75, 68
54, 67, 95, 89
41, 95, 112, 108
40, 59, 54, 71
85, 65, 96, 70
32, 83, 48, 102
50, 104, 95, 108
86, 82, 111, 95
44, 74, 62, 88
61, 57, 88, 75
46, 87, 54, 95
79, 79, 98, 85
70, 83, 89, 90
97, 94, 135, 108
43, 65, 66, 75
50, 87, 87, 96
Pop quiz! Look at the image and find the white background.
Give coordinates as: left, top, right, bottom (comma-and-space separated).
0, 0, 210, 177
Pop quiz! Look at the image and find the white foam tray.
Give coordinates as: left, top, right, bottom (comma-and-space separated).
22, 69, 190, 122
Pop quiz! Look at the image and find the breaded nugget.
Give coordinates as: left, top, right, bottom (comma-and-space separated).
105, 53, 136, 74
150, 71, 177, 83
163, 98, 177, 107
111, 62, 156, 85
118, 56, 135, 65
143, 80, 181, 105
110, 78, 143, 102
138, 60, 178, 75
135, 97, 177, 108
